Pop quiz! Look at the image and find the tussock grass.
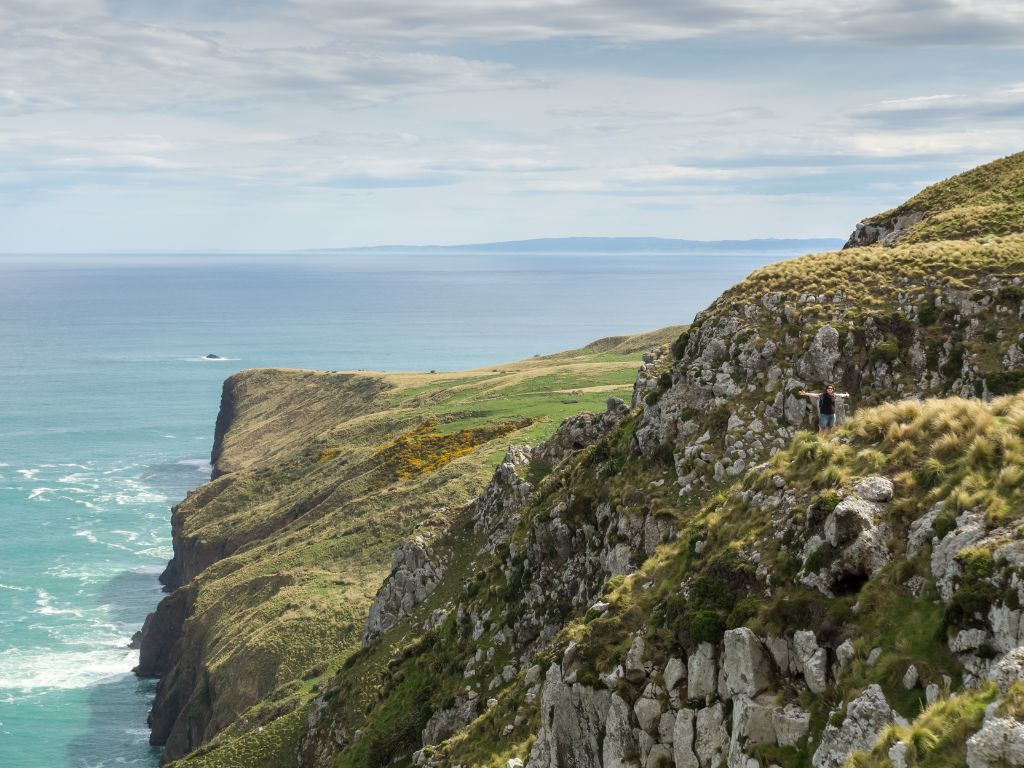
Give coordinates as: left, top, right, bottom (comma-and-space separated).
850, 684, 999, 767
842, 393, 1024, 525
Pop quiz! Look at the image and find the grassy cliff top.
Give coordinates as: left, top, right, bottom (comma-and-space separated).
856, 151, 1024, 244
737, 234, 1024, 305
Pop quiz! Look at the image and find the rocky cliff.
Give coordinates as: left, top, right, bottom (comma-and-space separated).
135, 330, 682, 766
150, 152, 1024, 768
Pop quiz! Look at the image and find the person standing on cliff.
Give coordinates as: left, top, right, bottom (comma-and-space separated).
797, 384, 850, 435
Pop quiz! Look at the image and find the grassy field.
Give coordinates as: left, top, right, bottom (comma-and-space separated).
160, 325, 682, 767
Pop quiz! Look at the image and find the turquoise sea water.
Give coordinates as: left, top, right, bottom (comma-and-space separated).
0, 250, 802, 767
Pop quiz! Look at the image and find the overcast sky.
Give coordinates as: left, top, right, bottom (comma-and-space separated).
2, 1, 1023, 251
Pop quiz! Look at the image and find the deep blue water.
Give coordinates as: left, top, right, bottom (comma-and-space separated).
0, 250, 801, 766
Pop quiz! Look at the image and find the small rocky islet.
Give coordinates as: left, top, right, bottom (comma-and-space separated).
139, 152, 1024, 768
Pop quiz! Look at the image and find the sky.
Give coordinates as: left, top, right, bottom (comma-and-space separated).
2, 0, 1023, 252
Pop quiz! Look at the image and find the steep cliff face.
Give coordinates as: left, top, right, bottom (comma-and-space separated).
135, 331, 681, 767
294, 153, 1024, 768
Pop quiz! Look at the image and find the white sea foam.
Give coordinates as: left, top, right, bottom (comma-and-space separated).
177, 458, 212, 474
74, 529, 99, 545
46, 565, 110, 584
137, 545, 174, 559
114, 490, 167, 505
0, 583, 27, 592
101, 465, 136, 475
0, 645, 137, 693
17, 468, 38, 480
27, 487, 56, 500
34, 590, 85, 618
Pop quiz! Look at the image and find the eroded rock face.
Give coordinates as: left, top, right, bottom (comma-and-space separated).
844, 211, 925, 248
603, 693, 639, 768
988, 647, 1024, 693
718, 628, 771, 698
633, 346, 671, 408
472, 444, 535, 551
932, 510, 989, 601
363, 443, 537, 649
854, 476, 894, 503
812, 685, 896, 768
825, 498, 876, 548
673, 709, 699, 768
421, 695, 480, 747
532, 398, 629, 470
799, 325, 841, 385
527, 664, 611, 768
966, 717, 1024, 768
362, 536, 446, 647
793, 630, 829, 696
694, 702, 728, 768
773, 703, 811, 747
688, 643, 717, 701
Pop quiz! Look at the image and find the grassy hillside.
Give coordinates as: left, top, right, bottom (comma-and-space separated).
141, 326, 683, 766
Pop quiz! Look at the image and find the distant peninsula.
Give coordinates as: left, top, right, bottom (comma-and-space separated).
307, 236, 845, 255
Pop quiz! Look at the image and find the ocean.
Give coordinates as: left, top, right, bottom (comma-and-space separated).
0, 249, 807, 766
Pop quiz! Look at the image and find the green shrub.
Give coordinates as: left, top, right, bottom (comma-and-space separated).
526, 457, 553, 486
943, 550, 998, 631
986, 369, 1024, 395
653, 442, 676, 467
998, 285, 1024, 303
942, 345, 966, 379
687, 610, 726, 644
871, 341, 900, 363
671, 331, 690, 359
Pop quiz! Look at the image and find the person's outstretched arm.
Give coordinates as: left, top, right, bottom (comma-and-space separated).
797, 390, 820, 398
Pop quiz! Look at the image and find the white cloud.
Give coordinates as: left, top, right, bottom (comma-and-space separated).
849, 83, 1024, 128
0, 17, 529, 117
290, 0, 1024, 45
0, 1, 1021, 250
